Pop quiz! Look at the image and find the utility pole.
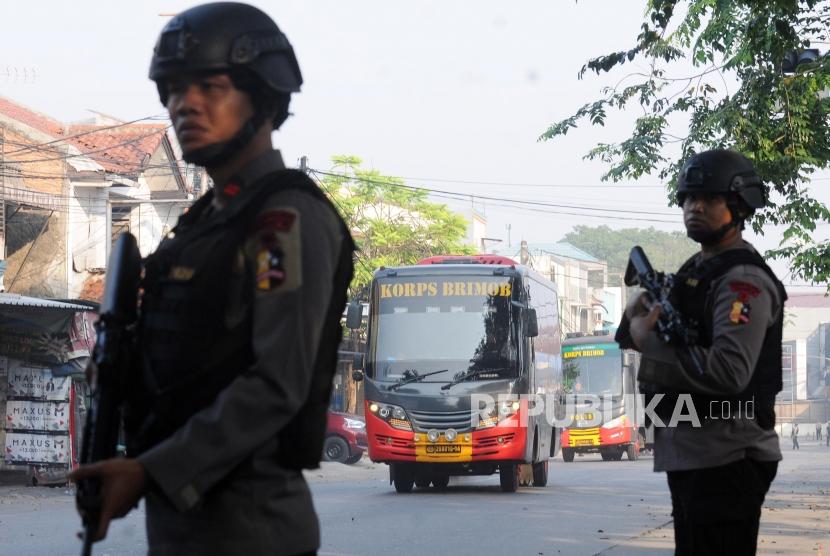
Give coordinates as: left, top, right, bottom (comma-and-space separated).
520, 240, 529, 265
506, 224, 511, 247
0, 130, 5, 255
299, 155, 308, 174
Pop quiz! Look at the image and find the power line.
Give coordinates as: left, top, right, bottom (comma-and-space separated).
1, 113, 169, 156
5, 125, 173, 165
397, 175, 664, 189
310, 168, 680, 221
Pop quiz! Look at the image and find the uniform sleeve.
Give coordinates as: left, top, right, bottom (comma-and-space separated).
138, 191, 342, 512
636, 264, 781, 396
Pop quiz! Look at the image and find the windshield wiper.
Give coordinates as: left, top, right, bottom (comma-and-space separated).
387, 369, 449, 391
440, 367, 509, 391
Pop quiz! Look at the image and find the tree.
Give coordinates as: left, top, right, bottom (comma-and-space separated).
315, 155, 475, 294
540, 0, 830, 286
562, 225, 698, 283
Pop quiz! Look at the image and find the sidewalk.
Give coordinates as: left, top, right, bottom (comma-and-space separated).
602, 440, 830, 555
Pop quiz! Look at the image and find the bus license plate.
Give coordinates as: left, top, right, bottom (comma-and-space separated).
426, 445, 461, 454
576, 439, 594, 446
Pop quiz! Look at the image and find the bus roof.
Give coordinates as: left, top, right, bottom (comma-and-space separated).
562, 333, 617, 346
417, 255, 517, 266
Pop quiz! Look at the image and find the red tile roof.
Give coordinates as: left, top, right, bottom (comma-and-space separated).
0, 96, 65, 137
67, 124, 170, 174
0, 96, 171, 175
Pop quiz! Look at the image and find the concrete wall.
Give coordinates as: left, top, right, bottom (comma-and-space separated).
67, 185, 109, 298
1, 124, 69, 297
4, 207, 67, 297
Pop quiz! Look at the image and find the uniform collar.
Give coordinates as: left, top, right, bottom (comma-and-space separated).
216, 150, 286, 202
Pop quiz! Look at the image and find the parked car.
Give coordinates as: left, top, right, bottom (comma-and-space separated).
323, 411, 367, 464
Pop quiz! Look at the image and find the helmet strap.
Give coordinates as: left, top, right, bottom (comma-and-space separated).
687, 219, 739, 246
181, 109, 268, 167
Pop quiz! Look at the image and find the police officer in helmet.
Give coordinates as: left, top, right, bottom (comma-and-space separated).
70, 4, 354, 555
625, 149, 785, 555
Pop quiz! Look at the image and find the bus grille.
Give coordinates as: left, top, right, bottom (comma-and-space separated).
569, 427, 600, 437
568, 427, 600, 447
407, 409, 476, 432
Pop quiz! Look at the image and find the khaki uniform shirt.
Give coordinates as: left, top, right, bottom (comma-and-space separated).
636, 241, 783, 472
137, 150, 344, 555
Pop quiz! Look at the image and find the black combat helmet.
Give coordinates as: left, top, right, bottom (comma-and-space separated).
676, 149, 766, 210
149, 2, 302, 106
149, 2, 302, 165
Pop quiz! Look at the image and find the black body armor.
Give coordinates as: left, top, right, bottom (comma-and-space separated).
125, 169, 354, 469
646, 249, 786, 430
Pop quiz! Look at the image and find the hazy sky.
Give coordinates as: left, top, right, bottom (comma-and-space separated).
2, 1, 828, 287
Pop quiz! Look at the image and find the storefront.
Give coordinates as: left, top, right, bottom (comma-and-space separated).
0, 294, 96, 485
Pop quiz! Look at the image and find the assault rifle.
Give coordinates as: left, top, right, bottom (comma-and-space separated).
76, 233, 142, 556
623, 245, 704, 376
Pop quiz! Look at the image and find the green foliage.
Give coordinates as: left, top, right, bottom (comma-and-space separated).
318, 155, 475, 294
562, 225, 698, 283
541, 0, 830, 286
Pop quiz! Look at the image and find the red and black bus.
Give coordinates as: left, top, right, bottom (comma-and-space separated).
559, 333, 646, 462
348, 255, 563, 492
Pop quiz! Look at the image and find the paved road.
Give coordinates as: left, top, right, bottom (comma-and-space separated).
0, 441, 827, 555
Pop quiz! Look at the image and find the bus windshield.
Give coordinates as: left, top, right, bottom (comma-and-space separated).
562, 342, 622, 396
369, 275, 518, 382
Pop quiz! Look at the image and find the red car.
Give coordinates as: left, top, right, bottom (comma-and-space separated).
323, 411, 368, 464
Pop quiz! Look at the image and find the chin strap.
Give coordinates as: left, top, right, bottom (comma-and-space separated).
688, 219, 741, 246
182, 110, 268, 167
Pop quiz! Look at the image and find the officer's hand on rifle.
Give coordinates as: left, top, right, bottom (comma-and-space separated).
629, 304, 662, 351
68, 459, 148, 542
625, 292, 652, 320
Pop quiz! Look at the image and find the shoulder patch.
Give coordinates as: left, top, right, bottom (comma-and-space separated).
728, 298, 752, 325
729, 281, 761, 301
250, 207, 302, 294
256, 209, 297, 233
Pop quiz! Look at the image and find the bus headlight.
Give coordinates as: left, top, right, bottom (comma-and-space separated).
477, 400, 520, 429
368, 401, 412, 431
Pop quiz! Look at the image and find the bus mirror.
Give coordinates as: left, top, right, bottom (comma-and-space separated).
346, 301, 362, 329
525, 308, 539, 338
353, 352, 365, 371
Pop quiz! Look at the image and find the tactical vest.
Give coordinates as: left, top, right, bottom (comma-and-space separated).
647, 248, 786, 430
124, 169, 355, 470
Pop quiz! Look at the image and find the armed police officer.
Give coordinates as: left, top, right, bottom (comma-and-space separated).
70, 3, 354, 555
623, 149, 785, 555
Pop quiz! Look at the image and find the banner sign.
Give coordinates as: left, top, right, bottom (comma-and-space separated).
6, 364, 70, 401
379, 278, 512, 299
5, 401, 70, 432
562, 342, 619, 359
0, 307, 74, 365
4, 432, 70, 465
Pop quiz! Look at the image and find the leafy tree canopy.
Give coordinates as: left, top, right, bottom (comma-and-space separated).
562, 225, 698, 283
541, 0, 830, 286
316, 155, 475, 294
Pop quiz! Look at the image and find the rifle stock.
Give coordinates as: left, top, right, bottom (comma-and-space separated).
76, 232, 141, 555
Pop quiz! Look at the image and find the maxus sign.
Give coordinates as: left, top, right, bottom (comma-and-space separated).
4, 432, 69, 465
7, 365, 70, 401
5, 401, 70, 432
